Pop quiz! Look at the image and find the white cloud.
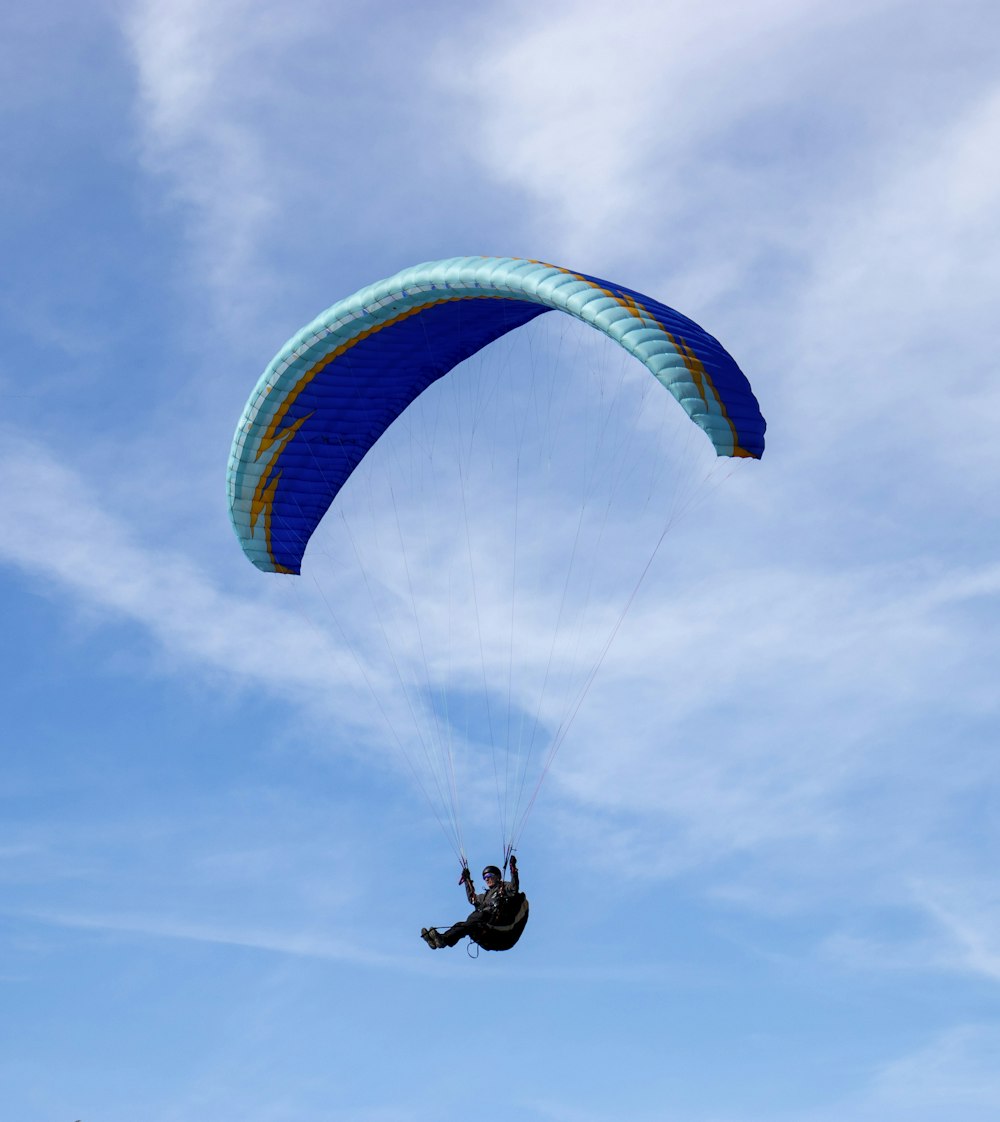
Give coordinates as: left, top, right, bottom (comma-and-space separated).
819, 876, 1000, 985
786, 81, 1000, 475
711, 1023, 1000, 1122
449, 0, 893, 269
908, 880, 1000, 983
17, 905, 418, 970
872, 1025, 1000, 1115
123, 0, 308, 316
0, 427, 384, 725
548, 545, 1000, 866
450, 0, 1000, 505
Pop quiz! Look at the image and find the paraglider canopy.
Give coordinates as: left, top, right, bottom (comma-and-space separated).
228, 256, 764, 576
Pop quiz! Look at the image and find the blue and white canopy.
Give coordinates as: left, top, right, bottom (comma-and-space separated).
228, 256, 766, 574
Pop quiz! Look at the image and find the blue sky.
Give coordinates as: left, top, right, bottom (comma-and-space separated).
3, 1, 1000, 1119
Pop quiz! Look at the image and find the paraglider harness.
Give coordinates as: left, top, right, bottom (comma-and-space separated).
467, 894, 529, 953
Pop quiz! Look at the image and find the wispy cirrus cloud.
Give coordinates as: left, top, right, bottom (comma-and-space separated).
818, 873, 1000, 990
784, 80, 1000, 484
551, 547, 1000, 862
870, 1024, 1000, 1115
448, 1, 855, 259
121, 0, 493, 333
17, 905, 417, 970
5, 393, 999, 893
1, 428, 338, 696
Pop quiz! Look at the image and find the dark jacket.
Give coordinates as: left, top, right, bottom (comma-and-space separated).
463, 864, 520, 918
